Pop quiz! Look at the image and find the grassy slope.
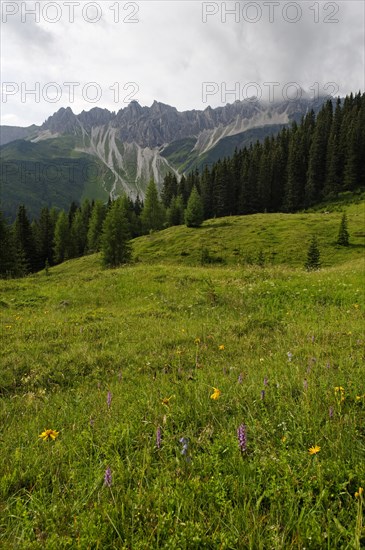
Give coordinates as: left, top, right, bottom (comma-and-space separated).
133, 200, 365, 267
0, 206, 364, 548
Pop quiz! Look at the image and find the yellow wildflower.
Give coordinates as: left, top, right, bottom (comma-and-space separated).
308, 445, 321, 455
355, 487, 364, 498
39, 429, 59, 441
210, 387, 221, 400
335, 386, 345, 392
218, 345, 225, 351
194, 338, 201, 345
281, 436, 287, 443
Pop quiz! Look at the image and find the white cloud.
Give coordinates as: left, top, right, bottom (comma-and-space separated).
1, 0, 364, 126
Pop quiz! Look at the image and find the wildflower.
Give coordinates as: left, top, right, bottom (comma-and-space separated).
218, 344, 225, 351
287, 352, 293, 361
39, 429, 59, 441
194, 338, 201, 345
179, 437, 189, 456
104, 467, 112, 487
356, 395, 362, 401
210, 387, 221, 400
156, 426, 161, 449
335, 386, 345, 403
329, 406, 334, 419
237, 424, 247, 453
308, 445, 321, 455
355, 487, 364, 498
281, 435, 287, 443
161, 396, 173, 406
238, 373, 243, 384
263, 377, 268, 386
260, 390, 265, 400
90, 416, 95, 427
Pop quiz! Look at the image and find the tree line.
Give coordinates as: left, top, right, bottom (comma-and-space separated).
161, 92, 365, 218
0, 92, 363, 276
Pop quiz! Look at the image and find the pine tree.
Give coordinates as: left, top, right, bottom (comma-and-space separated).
13, 205, 36, 274
185, 186, 204, 228
305, 236, 321, 271
87, 200, 107, 253
336, 213, 350, 246
101, 199, 131, 267
69, 209, 87, 258
305, 100, 333, 205
53, 211, 71, 264
0, 211, 18, 277
167, 195, 185, 226
141, 179, 165, 232
37, 207, 56, 267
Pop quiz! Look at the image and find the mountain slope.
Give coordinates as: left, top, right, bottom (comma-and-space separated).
1, 97, 328, 218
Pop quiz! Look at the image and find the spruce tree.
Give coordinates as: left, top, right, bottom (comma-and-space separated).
87, 200, 107, 252
167, 195, 185, 226
141, 179, 165, 233
37, 207, 55, 267
0, 211, 18, 277
13, 205, 36, 274
305, 236, 321, 271
53, 211, 71, 264
101, 198, 131, 267
185, 186, 204, 228
336, 213, 350, 246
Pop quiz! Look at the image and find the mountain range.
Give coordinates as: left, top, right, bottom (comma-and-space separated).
0, 97, 328, 219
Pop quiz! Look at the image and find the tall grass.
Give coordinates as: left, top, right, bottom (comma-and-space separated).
0, 214, 364, 548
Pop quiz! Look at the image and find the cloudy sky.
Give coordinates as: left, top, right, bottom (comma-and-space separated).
1, 0, 364, 126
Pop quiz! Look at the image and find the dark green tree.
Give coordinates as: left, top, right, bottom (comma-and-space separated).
13, 205, 36, 274
167, 195, 185, 226
101, 198, 131, 267
87, 200, 107, 253
185, 186, 204, 228
141, 179, 165, 232
305, 100, 333, 205
336, 213, 350, 246
53, 211, 71, 264
37, 207, 56, 267
0, 211, 18, 277
305, 236, 321, 271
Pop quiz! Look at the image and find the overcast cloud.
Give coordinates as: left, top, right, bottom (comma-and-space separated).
0, 0, 364, 126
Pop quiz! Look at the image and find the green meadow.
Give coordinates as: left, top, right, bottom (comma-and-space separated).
0, 203, 364, 549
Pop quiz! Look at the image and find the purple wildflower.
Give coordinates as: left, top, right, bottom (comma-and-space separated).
104, 467, 112, 487
89, 416, 94, 428
237, 423, 247, 453
107, 390, 112, 409
156, 426, 161, 449
263, 377, 268, 386
260, 390, 265, 400
238, 373, 243, 384
329, 406, 334, 419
